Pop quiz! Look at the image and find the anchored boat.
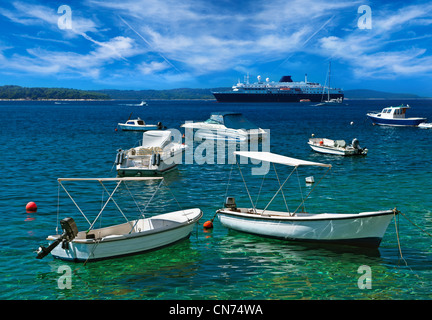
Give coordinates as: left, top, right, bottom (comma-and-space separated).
216, 151, 397, 248
308, 137, 368, 156
181, 112, 267, 142
116, 130, 187, 176
36, 177, 202, 262
367, 104, 426, 126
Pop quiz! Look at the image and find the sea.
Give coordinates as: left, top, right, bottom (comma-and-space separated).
0, 99, 431, 302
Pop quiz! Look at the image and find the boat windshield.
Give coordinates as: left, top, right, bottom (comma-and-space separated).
208, 114, 225, 125
204, 118, 222, 125
223, 114, 259, 130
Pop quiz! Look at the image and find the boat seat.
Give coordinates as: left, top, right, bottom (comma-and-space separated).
335, 140, 346, 148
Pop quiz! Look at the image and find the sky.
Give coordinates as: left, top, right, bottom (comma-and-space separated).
0, 0, 432, 95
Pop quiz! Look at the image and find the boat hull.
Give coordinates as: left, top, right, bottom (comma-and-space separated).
213, 92, 344, 103
367, 114, 426, 126
217, 209, 395, 248
48, 209, 202, 262
116, 161, 178, 176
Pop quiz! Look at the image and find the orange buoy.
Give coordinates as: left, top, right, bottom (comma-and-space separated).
26, 202, 37, 213
203, 220, 213, 229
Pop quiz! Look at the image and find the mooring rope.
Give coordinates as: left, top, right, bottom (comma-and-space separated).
393, 209, 408, 267
399, 210, 432, 239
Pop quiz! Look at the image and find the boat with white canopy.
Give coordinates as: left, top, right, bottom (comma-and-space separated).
216, 151, 397, 248
36, 177, 202, 262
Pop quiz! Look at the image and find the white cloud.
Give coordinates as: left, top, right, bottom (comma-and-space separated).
1, 0, 432, 87
138, 61, 169, 74
0, 36, 141, 78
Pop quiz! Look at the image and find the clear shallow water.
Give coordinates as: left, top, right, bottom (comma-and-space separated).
0, 99, 431, 300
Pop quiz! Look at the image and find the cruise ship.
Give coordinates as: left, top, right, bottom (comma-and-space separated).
212, 74, 344, 103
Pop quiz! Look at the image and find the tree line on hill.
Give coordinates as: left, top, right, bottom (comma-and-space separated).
0, 85, 110, 100
0, 85, 425, 100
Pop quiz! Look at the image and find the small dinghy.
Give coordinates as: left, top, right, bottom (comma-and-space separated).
308, 137, 368, 156
36, 177, 202, 262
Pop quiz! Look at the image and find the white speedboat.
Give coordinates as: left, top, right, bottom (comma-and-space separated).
116, 130, 187, 176
308, 137, 368, 156
117, 117, 164, 131
181, 112, 267, 142
216, 151, 397, 248
36, 177, 203, 262
367, 104, 426, 126
418, 122, 432, 129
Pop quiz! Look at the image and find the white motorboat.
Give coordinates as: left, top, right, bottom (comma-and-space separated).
36, 177, 202, 262
216, 151, 397, 248
117, 117, 164, 131
181, 112, 267, 142
308, 137, 368, 156
367, 104, 427, 126
116, 130, 187, 176
418, 122, 432, 129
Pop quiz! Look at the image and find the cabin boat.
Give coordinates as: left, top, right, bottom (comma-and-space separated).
367, 104, 426, 126
216, 151, 397, 248
308, 137, 368, 156
117, 117, 164, 131
181, 112, 267, 142
36, 177, 203, 262
116, 130, 187, 176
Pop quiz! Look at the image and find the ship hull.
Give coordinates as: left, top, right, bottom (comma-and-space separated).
213, 92, 344, 103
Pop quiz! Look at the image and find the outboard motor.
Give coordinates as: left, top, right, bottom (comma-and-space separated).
36, 217, 78, 259
224, 197, 237, 210
115, 149, 124, 165
352, 138, 360, 149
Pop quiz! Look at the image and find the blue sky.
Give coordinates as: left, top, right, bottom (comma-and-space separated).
1, 0, 432, 95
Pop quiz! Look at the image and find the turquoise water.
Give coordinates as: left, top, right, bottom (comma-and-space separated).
0, 100, 431, 300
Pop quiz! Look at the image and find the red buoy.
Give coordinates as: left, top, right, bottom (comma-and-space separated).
203, 220, 213, 229
26, 202, 37, 213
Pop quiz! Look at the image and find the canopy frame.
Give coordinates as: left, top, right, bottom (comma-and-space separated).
233, 152, 332, 216
56, 177, 167, 233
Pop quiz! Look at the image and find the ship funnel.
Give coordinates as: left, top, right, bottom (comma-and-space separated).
279, 76, 293, 82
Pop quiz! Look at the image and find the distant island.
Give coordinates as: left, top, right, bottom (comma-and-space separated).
0, 85, 428, 100
343, 89, 427, 100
